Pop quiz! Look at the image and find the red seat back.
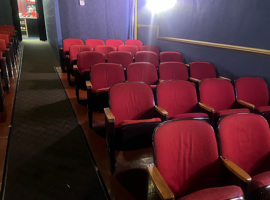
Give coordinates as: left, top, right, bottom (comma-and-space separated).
135, 51, 159, 68
90, 63, 125, 93
189, 62, 216, 80
105, 39, 124, 50
0, 34, 10, 46
235, 77, 269, 107
63, 38, 84, 54
69, 45, 92, 63
199, 78, 235, 112
154, 119, 220, 197
118, 45, 138, 58
85, 39, 104, 48
0, 40, 6, 52
94, 45, 116, 59
157, 80, 198, 119
107, 51, 133, 68
159, 62, 188, 81
77, 51, 106, 74
110, 82, 156, 126
125, 39, 143, 50
160, 51, 183, 63
126, 62, 158, 85
218, 113, 270, 176
139, 45, 160, 57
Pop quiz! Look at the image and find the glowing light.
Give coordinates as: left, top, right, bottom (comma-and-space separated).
146, 0, 176, 14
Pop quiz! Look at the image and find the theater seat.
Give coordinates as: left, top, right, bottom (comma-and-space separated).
148, 119, 244, 200
135, 51, 159, 68
158, 62, 189, 81
125, 39, 143, 50
105, 39, 124, 50
107, 51, 133, 70
118, 45, 138, 58
104, 82, 164, 172
0, 51, 10, 91
85, 39, 104, 49
139, 45, 160, 57
160, 51, 183, 63
217, 113, 270, 199
94, 45, 116, 59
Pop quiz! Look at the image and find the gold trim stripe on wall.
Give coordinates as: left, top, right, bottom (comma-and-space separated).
137, 24, 270, 56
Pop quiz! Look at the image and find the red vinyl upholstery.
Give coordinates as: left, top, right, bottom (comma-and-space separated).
160, 51, 183, 63
85, 39, 104, 48
90, 63, 125, 93
235, 77, 269, 108
159, 62, 188, 81
126, 62, 158, 86
63, 38, 84, 54
94, 45, 116, 59
118, 45, 138, 58
107, 51, 133, 69
139, 45, 160, 57
135, 51, 159, 68
125, 39, 143, 50
218, 113, 270, 197
156, 80, 208, 120
189, 62, 216, 80
105, 39, 124, 50
77, 51, 106, 75
154, 119, 243, 199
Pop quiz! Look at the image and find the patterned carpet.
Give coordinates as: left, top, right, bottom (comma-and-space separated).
2, 40, 108, 200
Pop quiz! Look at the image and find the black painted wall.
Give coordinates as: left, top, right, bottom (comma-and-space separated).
0, 0, 13, 25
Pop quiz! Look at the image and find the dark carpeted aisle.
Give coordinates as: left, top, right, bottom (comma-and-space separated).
1, 40, 108, 200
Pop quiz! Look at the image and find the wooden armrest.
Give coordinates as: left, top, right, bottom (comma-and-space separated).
65, 55, 69, 60
147, 164, 175, 200
59, 47, 63, 50
237, 99, 255, 110
219, 76, 231, 82
189, 77, 200, 83
199, 102, 215, 113
86, 81, 92, 90
73, 65, 78, 71
155, 106, 168, 117
104, 107, 115, 124
186, 64, 190, 67
220, 156, 252, 183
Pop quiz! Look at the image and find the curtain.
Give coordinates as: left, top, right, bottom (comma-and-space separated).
128, 0, 135, 39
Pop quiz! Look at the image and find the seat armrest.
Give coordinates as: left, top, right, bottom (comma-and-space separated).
199, 102, 215, 113
219, 76, 231, 82
147, 164, 175, 200
236, 99, 255, 110
155, 106, 168, 117
220, 156, 252, 183
104, 107, 115, 124
86, 80, 92, 90
73, 65, 78, 71
186, 64, 190, 67
189, 77, 200, 83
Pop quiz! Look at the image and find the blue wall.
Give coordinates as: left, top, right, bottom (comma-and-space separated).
0, 0, 13, 25
137, 0, 270, 86
58, 0, 130, 45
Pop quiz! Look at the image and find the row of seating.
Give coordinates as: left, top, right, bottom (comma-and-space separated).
0, 25, 21, 112
148, 113, 270, 199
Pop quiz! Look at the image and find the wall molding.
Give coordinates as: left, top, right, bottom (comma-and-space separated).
138, 24, 270, 56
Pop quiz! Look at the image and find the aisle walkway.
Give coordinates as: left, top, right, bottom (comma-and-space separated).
1, 40, 108, 200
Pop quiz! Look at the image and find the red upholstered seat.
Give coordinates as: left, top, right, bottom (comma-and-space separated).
126, 62, 158, 86
235, 77, 270, 123
104, 82, 162, 172
139, 45, 160, 57
67, 45, 92, 84
94, 45, 116, 59
74, 51, 106, 102
218, 113, 270, 199
0, 39, 13, 77
148, 119, 244, 200
107, 51, 133, 69
87, 63, 125, 127
160, 51, 183, 63
85, 39, 104, 48
135, 51, 159, 68
216, 108, 250, 118
199, 78, 249, 124
118, 45, 138, 58
105, 39, 124, 50
159, 62, 188, 81
125, 39, 143, 50
189, 62, 216, 81
157, 80, 209, 121
63, 38, 84, 55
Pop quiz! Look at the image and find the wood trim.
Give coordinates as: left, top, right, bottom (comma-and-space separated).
138, 25, 270, 56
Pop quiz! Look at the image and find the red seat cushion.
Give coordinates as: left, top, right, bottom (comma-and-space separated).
250, 171, 270, 192
216, 108, 250, 117
159, 62, 189, 81
178, 186, 243, 200
256, 106, 270, 113
171, 112, 208, 120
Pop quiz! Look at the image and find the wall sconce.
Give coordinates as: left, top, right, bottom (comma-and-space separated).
79, 0, 85, 6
